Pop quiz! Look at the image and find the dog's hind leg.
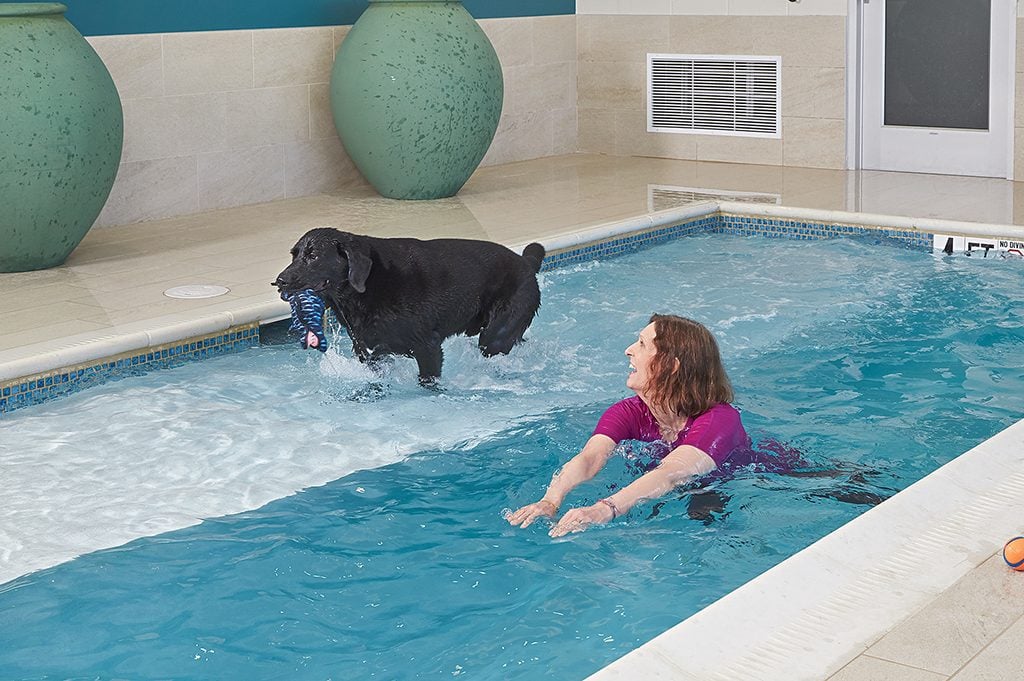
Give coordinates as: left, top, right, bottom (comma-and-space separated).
478, 280, 541, 357
413, 344, 444, 387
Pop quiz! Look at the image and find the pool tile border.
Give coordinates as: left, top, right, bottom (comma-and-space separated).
1, 202, 1004, 415
716, 212, 934, 248
540, 208, 933, 269
0, 324, 259, 414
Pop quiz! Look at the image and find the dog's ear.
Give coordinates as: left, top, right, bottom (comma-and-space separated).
341, 244, 372, 293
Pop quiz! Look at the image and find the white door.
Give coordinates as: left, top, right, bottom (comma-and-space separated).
859, 0, 1015, 178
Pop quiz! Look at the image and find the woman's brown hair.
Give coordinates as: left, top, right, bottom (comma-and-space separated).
645, 314, 733, 416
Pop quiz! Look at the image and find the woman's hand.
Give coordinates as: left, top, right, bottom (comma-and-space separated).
508, 436, 616, 530
548, 502, 615, 538
507, 499, 559, 528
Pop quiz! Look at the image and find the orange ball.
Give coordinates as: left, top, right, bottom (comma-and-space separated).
1003, 537, 1024, 571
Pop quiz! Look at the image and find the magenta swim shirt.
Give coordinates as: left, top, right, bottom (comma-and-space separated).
593, 396, 750, 466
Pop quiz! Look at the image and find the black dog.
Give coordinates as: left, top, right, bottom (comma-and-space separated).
274, 228, 545, 384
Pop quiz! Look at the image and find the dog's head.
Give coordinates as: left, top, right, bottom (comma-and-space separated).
273, 228, 372, 295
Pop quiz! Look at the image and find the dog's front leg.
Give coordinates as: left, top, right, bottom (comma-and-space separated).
413, 345, 443, 388
350, 335, 372, 363
365, 353, 394, 377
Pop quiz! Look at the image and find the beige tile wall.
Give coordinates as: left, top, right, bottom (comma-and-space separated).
87, 15, 577, 228
83, 9, 1024, 228
577, 14, 848, 170
88, 27, 350, 227
480, 15, 578, 165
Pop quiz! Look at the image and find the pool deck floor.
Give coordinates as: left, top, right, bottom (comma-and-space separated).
3, 154, 1024, 680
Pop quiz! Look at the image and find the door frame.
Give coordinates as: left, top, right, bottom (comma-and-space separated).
846, 0, 1017, 179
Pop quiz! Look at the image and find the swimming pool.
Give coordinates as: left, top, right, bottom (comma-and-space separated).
2, 232, 1023, 679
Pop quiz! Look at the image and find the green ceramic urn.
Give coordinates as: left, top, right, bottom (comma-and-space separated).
330, 0, 503, 200
0, 3, 123, 272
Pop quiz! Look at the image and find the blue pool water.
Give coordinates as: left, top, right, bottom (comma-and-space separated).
2, 233, 1023, 680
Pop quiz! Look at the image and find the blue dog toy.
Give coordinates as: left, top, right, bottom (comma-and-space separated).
281, 289, 328, 352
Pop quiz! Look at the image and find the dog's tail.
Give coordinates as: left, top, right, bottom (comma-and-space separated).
521, 242, 545, 273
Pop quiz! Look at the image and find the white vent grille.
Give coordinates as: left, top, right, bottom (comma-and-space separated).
648, 54, 781, 138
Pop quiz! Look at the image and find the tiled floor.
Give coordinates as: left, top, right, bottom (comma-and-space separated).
828, 554, 1024, 681
2, 153, 1023, 680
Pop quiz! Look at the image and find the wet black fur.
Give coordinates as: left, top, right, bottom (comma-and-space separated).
274, 228, 545, 384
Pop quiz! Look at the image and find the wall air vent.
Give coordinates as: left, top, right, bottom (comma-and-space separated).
648, 54, 781, 138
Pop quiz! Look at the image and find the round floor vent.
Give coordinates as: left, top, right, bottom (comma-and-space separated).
163, 284, 230, 299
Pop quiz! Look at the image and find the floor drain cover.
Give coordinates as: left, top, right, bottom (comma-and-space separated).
163, 284, 230, 299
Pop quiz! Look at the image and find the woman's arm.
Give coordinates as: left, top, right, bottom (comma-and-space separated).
548, 444, 715, 537
507, 434, 617, 528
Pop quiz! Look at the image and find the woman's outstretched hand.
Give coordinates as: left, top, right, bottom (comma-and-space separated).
507, 499, 559, 528
548, 502, 615, 538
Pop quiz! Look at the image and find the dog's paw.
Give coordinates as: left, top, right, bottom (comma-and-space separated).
417, 375, 445, 392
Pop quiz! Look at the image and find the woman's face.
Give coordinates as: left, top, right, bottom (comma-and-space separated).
625, 322, 657, 393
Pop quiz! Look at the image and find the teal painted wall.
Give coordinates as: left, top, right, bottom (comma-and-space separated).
62, 1, 575, 36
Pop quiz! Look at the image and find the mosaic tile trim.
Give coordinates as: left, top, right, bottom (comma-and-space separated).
0, 324, 259, 415
541, 215, 717, 269
542, 211, 934, 268
716, 212, 934, 249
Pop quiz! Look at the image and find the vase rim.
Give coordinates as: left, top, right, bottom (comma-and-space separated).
0, 3, 67, 17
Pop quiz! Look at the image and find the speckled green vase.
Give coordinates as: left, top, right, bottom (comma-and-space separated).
0, 3, 123, 272
330, 0, 503, 200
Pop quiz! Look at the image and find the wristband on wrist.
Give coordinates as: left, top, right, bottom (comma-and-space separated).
540, 498, 559, 511
598, 497, 619, 519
